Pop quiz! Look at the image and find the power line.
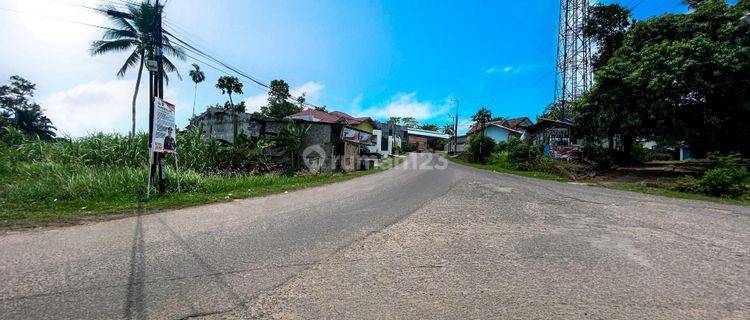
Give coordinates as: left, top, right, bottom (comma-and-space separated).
0, 6, 114, 30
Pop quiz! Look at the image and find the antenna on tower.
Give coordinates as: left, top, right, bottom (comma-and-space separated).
554, 0, 592, 121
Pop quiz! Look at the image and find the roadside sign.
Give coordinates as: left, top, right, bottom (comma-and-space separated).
151, 97, 177, 154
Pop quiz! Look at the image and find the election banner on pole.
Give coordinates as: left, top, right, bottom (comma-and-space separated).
151, 97, 177, 154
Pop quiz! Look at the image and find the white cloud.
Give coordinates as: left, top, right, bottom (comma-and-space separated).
486, 65, 522, 75
354, 92, 450, 120
243, 81, 324, 113
485, 67, 501, 74
43, 80, 142, 137
41, 79, 184, 138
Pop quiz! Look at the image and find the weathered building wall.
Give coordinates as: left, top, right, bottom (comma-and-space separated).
300, 122, 337, 173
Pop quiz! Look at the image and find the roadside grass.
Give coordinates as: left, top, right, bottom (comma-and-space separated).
0, 159, 403, 228
448, 155, 749, 206
447, 156, 569, 182
608, 183, 750, 206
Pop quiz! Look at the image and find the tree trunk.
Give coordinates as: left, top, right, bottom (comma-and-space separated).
192, 83, 197, 117
131, 53, 145, 140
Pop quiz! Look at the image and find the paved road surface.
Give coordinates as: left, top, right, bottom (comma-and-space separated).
1, 154, 748, 319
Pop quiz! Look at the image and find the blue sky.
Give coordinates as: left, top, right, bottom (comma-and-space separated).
0, 0, 694, 136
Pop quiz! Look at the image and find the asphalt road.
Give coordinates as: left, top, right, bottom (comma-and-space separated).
1, 154, 748, 319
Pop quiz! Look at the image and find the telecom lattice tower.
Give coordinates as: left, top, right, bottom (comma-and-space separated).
554, 0, 592, 120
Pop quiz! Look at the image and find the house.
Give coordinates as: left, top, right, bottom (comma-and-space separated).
406, 128, 450, 152
500, 117, 534, 132
289, 109, 378, 133
467, 121, 524, 143
368, 122, 407, 157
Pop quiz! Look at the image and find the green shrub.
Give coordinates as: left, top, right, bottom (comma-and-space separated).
582, 142, 613, 168
468, 135, 496, 163
699, 153, 748, 198
392, 146, 403, 155
677, 153, 749, 198
676, 175, 701, 193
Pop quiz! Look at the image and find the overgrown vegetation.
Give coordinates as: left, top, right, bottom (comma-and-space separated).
676, 153, 749, 198
0, 127, 387, 227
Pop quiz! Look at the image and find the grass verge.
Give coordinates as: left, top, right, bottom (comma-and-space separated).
448, 156, 748, 206
607, 183, 750, 206
447, 156, 569, 182
0, 158, 405, 228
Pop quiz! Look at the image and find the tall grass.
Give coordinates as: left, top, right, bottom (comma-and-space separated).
0, 127, 372, 226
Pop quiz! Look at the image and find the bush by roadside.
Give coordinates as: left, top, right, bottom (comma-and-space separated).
676, 153, 749, 198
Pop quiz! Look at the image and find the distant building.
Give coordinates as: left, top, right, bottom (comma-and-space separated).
467, 122, 524, 143
446, 135, 468, 153
406, 128, 450, 152
368, 122, 407, 157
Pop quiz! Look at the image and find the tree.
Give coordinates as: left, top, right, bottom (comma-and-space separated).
387, 117, 401, 125
216, 76, 244, 141
0, 76, 55, 140
442, 123, 454, 135
91, 1, 185, 138
574, 0, 750, 158
401, 117, 419, 128
262, 79, 302, 118
189, 64, 205, 117
584, 3, 634, 70
472, 108, 493, 162
270, 123, 310, 171
420, 123, 438, 131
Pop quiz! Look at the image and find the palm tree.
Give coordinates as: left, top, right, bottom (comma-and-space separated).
472, 107, 492, 161
12, 104, 56, 140
216, 76, 244, 141
90, 1, 185, 138
189, 64, 205, 117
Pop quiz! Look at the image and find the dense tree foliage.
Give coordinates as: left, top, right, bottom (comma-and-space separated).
0, 76, 55, 141
262, 79, 303, 118
584, 3, 634, 70
574, 0, 750, 157
401, 117, 419, 128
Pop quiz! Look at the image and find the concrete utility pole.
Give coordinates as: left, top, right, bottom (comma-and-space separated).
452, 98, 462, 153
147, 0, 166, 194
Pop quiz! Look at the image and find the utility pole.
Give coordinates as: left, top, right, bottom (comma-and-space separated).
155, 0, 165, 194
452, 98, 462, 153
147, 0, 166, 195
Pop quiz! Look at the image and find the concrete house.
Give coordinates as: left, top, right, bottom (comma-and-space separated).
467, 122, 524, 143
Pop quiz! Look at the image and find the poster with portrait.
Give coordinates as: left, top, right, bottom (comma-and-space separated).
151, 97, 177, 154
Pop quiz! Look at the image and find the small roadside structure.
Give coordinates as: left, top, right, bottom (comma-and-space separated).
525, 118, 581, 159
406, 128, 450, 152
446, 135, 468, 153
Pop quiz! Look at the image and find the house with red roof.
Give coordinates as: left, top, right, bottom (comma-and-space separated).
289, 109, 378, 133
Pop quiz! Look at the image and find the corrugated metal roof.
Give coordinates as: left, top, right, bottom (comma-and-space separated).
407, 128, 451, 139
